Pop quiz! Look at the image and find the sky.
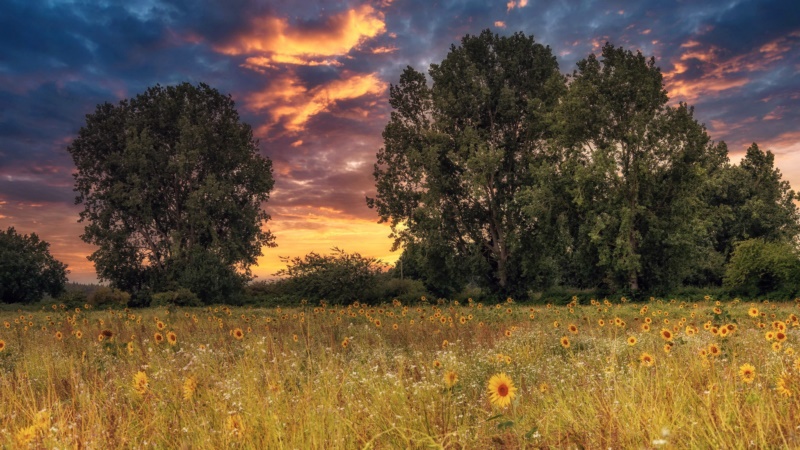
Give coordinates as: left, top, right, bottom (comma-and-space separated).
1, 0, 798, 284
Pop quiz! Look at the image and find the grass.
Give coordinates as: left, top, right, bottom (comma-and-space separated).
1, 296, 800, 448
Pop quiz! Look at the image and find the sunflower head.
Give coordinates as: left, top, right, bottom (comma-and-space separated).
487, 372, 517, 408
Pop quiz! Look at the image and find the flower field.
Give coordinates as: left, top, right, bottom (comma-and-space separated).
1, 297, 800, 448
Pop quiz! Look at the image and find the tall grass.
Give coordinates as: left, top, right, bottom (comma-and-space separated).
1, 297, 799, 448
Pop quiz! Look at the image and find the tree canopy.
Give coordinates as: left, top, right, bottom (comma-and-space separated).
68, 82, 275, 303
370, 31, 800, 298
0, 227, 68, 303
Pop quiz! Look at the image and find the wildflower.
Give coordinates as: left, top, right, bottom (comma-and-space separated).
183, 376, 197, 400
598, 319, 605, 327
776, 331, 787, 342
739, 364, 756, 384
154, 332, 164, 344
660, 329, 673, 341
167, 331, 177, 346
641, 323, 651, 332
487, 373, 517, 408
560, 336, 570, 348
640, 353, 655, 367
232, 328, 244, 340
748, 307, 759, 318
15, 426, 37, 447
156, 321, 166, 330
627, 336, 637, 346
133, 371, 149, 395
568, 324, 578, 334
777, 372, 793, 397
444, 370, 458, 388
708, 343, 721, 357
664, 343, 673, 353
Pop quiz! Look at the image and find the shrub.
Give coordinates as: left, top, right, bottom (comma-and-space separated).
151, 288, 202, 307
87, 287, 131, 308
724, 238, 800, 299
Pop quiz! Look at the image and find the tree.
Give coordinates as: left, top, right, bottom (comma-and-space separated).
724, 238, 800, 298
275, 248, 388, 304
368, 30, 564, 297
555, 43, 726, 293
68, 83, 275, 303
0, 227, 68, 303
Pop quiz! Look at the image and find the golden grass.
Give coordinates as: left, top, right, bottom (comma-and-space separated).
1, 297, 800, 448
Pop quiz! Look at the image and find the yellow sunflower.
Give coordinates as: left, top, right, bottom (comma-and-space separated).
487, 373, 517, 408
739, 364, 756, 384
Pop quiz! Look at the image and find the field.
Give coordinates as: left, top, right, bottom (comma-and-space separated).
1, 297, 799, 448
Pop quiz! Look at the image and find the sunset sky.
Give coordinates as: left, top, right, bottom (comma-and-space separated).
1, 0, 798, 284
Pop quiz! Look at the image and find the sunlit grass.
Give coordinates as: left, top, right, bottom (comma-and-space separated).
1, 296, 800, 448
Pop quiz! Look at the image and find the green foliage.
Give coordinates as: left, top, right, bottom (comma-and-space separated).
724, 238, 800, 299
87, 286, 131, 308
67, 82, 275, 302
368, 30, 564, 298
151, 288, 201, 308
274, 248, 389, 305
0, 227, 68, 304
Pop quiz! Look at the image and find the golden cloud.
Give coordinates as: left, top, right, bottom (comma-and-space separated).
216, 4, 386, 68
664, 33, 799, 102
248, 72, 386, 133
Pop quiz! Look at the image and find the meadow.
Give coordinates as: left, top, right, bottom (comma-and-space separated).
1, 296, 799, 449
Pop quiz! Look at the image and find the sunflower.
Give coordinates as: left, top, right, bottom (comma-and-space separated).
766, 331, 775, 341
708, 343, 721, 357
627, 336, 637, 346
504, 329, 512, 337
598, 319, 605, 327
487, 373, 517, 408
660, 329, 673, 341
156, 321, 166, 330
167, 331, 177, 346
232, 328, 244, 340
154, 332, 164, 344
739, 364, 756, 384
127, 341, 135, 355
777, 372, 793, 397
133, 371, 148, 395
0, 340, 5, 352
55, 331, 63, 341
568, 324, 578, 334
15, 426, 37, 447
183, 376, 197, 400
664, 343, 673, 353
444, 370, 458, 388
773, 341, 783, 352
776, 331, 787, 342
640, 352, 655, 367
75, 330, 83, 339
341, 338, 350, 348
641, 323, 651, 332
433, 360, 442, 369
442, 340, 449, 349
560, 336, 571, 348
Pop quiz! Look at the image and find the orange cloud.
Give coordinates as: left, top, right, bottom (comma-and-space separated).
248, 72, 386, 133
216, 4, 386, 68
506, 0, 528, 11
494, 21, 506, 28
664, 33, 800, 102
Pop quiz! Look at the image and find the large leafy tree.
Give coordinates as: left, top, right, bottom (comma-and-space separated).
555, 43, 727, 293
0, 227, 68, 303
368, 30, 564, 296
68, 83, 275, 302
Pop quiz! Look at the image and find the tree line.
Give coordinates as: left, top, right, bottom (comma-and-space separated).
2, 30, 798, 305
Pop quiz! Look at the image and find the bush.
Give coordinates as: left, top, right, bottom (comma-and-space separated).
151, 288, 202, 308
87, 287, 131, 308
374, 278, 429, 304
724, 238, 800, 299
275, 248, 389, 305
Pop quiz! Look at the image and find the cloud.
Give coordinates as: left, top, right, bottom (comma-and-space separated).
506, 0, 528, 12
663, 32, 800, 102
215, 4, 386, 68
247, 72, 386, 133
